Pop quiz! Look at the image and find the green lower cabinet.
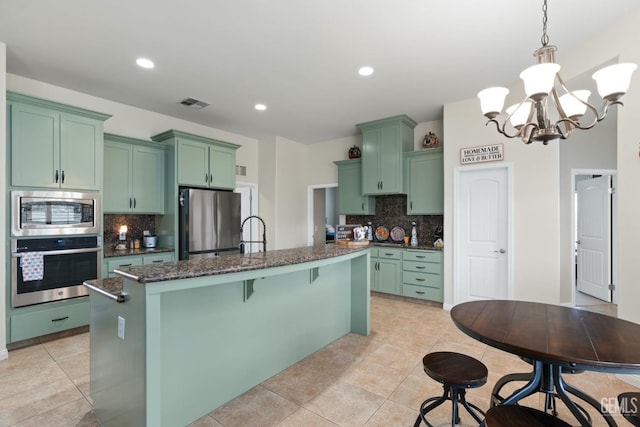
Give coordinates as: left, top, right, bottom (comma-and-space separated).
371, 247, 403, 295
9, 297, 89, 343
402, 249, 443, 302
104, 253, 174, 278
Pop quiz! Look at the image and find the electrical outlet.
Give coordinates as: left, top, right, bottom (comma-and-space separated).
118, 316, 125, 340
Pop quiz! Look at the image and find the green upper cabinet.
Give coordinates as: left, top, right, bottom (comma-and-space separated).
333, 159, 375, 215
103, 134, 165, 214
8, 92, 110, 190
151, 130, 239, 190
357, 115, 416, 195
404, 147, 444, 215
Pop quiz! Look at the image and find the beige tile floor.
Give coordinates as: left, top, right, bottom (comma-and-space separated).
0, 294, 636, 427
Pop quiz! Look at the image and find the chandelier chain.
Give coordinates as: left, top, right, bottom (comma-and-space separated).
541, 0, 549, 46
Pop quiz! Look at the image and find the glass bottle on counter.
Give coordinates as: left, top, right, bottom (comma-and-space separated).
410, 221, 418, 247
366, 222, 373, 241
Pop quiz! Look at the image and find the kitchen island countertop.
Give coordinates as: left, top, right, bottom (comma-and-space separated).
111, 244, 366, 284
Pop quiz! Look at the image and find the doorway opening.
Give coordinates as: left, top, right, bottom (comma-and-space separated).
307, 184, 340, 246
572, 169, 617, 315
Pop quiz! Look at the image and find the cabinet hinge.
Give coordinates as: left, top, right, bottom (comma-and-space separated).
609, 283, 616, 291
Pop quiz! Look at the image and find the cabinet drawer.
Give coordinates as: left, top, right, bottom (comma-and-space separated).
402, 284, 443, 302
143, 253, 174, 264
403, 250, 442, 263
403, 271, 442, 288
376, 248, 403, 260
107, 257, 143, 273
10, 298, 89, 342
403, 260, 441, 274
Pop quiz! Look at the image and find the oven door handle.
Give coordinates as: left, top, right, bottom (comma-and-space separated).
11, 247, 101, 257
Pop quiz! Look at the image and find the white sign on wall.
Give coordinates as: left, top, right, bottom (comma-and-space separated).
460, 144, 504, 164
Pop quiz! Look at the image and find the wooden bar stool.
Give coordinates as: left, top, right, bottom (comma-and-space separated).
618, 392, 640, 426
482, 405, 573, 426
414, 351, 487, 427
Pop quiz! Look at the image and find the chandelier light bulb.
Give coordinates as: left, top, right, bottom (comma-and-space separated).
477, 87, 509, 118
592, 63, 638, 101
559, 90, 591, 118
506, 101, 533, 128
520, 63, 561, 101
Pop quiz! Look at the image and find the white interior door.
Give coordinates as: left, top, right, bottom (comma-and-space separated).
456, 166, 510, 302
576, 176, 611, 301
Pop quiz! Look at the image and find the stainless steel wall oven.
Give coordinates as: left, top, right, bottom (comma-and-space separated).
11, 236, 101, 308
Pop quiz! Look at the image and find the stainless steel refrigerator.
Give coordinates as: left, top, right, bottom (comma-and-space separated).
178, 188, 241, 260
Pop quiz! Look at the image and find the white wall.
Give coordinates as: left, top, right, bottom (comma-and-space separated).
545, 8, 640, 321
1, 42, 7, 360
306, 135, 359, 186
443, 99, 562, 304
274, 136, 309, 249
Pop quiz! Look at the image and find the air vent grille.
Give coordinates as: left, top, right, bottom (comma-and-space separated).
178, 97, 210, 110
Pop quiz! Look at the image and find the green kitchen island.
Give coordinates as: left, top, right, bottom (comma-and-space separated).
84, 245, 370, 427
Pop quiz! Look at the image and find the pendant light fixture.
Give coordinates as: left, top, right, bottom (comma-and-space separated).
477, 0, 637, 145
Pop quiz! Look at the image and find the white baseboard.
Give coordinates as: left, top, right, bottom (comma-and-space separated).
443, 303, 453, 311
0, 348, 8, 361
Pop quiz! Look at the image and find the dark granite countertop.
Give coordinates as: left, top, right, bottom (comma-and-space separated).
103, 246, 174, 258
86, 245, 368, 297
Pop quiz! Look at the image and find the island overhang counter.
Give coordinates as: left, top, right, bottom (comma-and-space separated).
84, 245, 370, 427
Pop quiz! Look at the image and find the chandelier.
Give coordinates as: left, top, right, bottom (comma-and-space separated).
477, 0, 637, 145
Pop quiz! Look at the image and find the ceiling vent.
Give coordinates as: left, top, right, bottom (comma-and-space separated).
178, 97, 210, 110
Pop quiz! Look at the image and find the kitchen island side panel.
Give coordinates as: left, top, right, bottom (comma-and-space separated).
153, 262, 351, 426
89, 281, 146, 427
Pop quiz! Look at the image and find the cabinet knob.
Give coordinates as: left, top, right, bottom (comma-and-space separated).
61, 170, 65, 183
55, 170, 59, 183
129, 198, 133, 208
133, 198, 137, 208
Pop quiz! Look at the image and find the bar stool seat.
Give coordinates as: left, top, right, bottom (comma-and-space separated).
414, 351, 487, 427
618, 392, 640, 426
483, 405, 573, 426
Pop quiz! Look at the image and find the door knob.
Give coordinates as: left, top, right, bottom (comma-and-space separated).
493, 249, 506, 254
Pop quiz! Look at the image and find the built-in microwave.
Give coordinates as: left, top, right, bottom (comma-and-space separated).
11, 190, 100, 237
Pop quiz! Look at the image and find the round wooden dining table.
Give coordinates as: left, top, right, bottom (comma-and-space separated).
450, 300, 640, 427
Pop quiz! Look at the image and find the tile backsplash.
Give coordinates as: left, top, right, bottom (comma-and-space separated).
104, 214, 156, 248
346, 194, 443, 247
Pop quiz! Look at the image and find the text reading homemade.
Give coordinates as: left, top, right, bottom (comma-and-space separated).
460, 144, 504, 164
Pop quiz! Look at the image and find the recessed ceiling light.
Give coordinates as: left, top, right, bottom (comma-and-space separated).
358, 66, 374, 76
255, 104, 267, 111
136, 58, 155, 69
